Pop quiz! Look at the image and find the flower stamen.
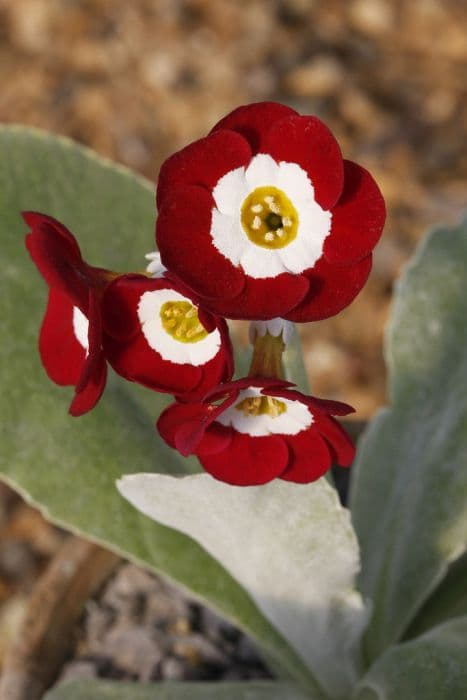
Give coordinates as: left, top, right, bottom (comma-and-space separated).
235, 394, 286, 418
240, 186, 298, 249
160, 301, 208, 344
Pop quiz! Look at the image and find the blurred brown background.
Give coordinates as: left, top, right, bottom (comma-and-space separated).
0, 0, 466, 680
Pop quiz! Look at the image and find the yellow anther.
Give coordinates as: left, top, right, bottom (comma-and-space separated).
160, 301, 208, 344
252, 215, 262, 230
240, 186, 298, 250
235, 395, 287, 418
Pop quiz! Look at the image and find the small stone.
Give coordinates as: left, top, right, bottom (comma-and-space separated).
0, 596, 27, 663
160, 655, 186, 681
56, 660, 98, 684
172, 634, 228, 667
349, 0, 394, 36
285, 56, 344, 98
103, 624, 163, 677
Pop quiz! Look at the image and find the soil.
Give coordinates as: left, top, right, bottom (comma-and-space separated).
1, 0, 466, 689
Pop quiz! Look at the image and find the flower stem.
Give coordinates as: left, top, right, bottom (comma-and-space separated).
248, 330, 286, 379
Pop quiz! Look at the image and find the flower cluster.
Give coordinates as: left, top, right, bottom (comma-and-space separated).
25, 102, 385, 486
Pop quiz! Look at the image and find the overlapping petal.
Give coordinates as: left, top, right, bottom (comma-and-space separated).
261, 114, 344, 210
157, 130, 252, 210
323, 160, 386, 264
156, 185, 245, 301
210, 101, 298, 153
284, 254, 373, 323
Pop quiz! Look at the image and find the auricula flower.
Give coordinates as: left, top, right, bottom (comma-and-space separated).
156, 101, 385, 321
101, 274, 233, 402
24, 212, 112, 416
157, 378, 355, 486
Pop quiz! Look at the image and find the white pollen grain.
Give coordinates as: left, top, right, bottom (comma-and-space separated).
264, 232, 275, 242
250, 204, 263, 213
252, 215, 262, 230
283, 216, 292, 227
276, 228, 284, 237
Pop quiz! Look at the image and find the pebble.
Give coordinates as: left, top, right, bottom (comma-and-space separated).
56, 564, 270, 683
285, 56, 344, 98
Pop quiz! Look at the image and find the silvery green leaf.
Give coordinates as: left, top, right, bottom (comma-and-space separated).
353, 617, 467, 699
119, 473, 368, 700
404, 552, 467, 638
350, 217, 467, 660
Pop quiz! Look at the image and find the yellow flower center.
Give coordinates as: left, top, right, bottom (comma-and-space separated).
235, 395, 286, 418
160, 301, 208, 343
240, 186, 298, 249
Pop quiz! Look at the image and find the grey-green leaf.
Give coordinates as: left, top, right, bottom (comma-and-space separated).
353, 617, 467, 700
119, 473, 367, 700
0, 125, 322, 693
45, 680, 312, 700
350, 217, 467, 660
404, 553, 467, 639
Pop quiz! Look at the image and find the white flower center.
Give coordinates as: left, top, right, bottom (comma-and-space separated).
72, 306, 89, 352
210, 154, 332, 279
137, 289, 221, 366
145, 251, 167, 278
216, 387, 312, 437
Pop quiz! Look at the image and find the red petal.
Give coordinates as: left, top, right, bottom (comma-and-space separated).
25, 223, 88, 310
156, 185, 245, 302
206, 272, 309, 321
204, 377, 294, 403
281, 429, 333, 483
102, 274, 158, 341
324, 160, 386, 264
262, 115, 344, 210
39, 288, 85, 386
157, 402, 221, 456
22, 212, 82, 258
196, 423, 233, 457
284, 254, 372, 322
156, 130, 251, 209
74, 290, 103, 393
315, 415, 355, 467
200, 432, 289, 486
177, 344, 233, 404
264, 387, 354, 417
210, 102, 298, 153
104, 331, 203, 396
69, 355, 107, 417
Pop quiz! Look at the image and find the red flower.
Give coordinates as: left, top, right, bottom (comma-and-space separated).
157, 378, 355, 486
24, 212, 110, 416
156, 101, 385, 322
102, 274, 234, 402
